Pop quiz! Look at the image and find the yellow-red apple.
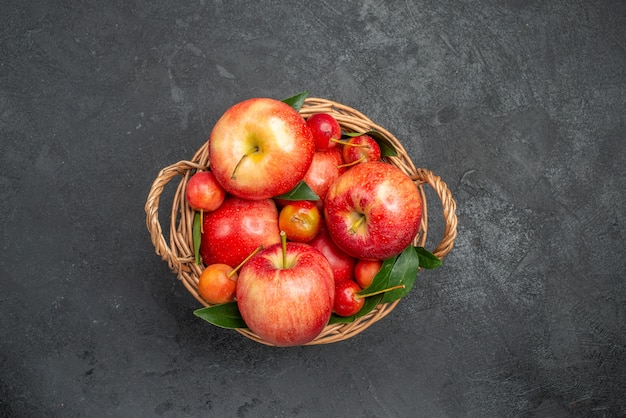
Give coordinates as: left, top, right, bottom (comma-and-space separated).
209, 98, 315, 200
324, 161, 422, 260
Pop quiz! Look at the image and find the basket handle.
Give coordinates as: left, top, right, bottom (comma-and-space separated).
413, 168, 458, 260
145, 160, 206, 275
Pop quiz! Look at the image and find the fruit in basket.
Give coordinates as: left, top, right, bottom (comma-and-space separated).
309, 225, 356, 283
197, 246, 262, 305
208, 98, 315, 200
236, 236, 335, 347
333, 279, 365, 317
301, 148, 345, 206
306, 113, 342, 151
324, 161, 422, 260
341, 134, 381, 168
354, 259, 383, 289
185, 171, 226, 212
278, 200, 322, 243
200, 196, 281, 267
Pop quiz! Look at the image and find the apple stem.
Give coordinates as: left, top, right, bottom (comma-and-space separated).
228, 245, 263, 278
348, 214, 367, 235
280, 230, 287, 269
356, 284, 405, 299
200, 209, 204, 234
337, 155, 367, 169
231, 146, 259, 180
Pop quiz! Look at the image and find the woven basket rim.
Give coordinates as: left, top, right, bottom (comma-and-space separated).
144, 97, 458, 346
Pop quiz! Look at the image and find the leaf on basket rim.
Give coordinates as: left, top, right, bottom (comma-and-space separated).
194, 302, 247, 329
415, 246, 442, 269
282, 91, 309, 111
193, 212, 202, 265
274, 180, 320, 201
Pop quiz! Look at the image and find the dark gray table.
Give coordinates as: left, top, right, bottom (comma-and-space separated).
2, 1, 624, 416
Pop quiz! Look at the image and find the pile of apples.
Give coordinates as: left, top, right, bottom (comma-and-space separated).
186, 95, 424, 347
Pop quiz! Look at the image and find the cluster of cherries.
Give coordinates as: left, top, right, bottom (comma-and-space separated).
186, 112, 385, 318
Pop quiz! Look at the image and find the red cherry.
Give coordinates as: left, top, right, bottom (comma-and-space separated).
333, 279, 365, 317
340, 135, 381, 168
306, 113, 342, 151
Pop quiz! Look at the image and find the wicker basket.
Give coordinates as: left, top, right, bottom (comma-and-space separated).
145, 97, 458, 346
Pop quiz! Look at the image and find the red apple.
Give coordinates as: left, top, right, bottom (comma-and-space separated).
301, 148, 345, 207
185, 171, 226, 212
341, 134, 381, 168
354, 259, 382, 289
209, 98, 315, 200
306, 113, 342, 150
309, 225, 356, 283
236, 240, 335, 347
333, 279, 365, 317
324, 161, 422, 260
200, 196, 281, 267
278, 200, 322, 243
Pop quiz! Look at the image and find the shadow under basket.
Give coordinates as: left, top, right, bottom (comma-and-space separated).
145, 97, 458, 346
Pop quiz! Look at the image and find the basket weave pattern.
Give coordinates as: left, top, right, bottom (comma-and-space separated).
145, 98, 457, 345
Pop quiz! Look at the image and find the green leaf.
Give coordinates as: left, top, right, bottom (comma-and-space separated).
282, 91, 309, 111
274, 180, 320, 201
342, 130, 398, 157
415, 247, 442, 269
380, 245, 420, 303
193, 212, 202, 265
193, 302, 247, 329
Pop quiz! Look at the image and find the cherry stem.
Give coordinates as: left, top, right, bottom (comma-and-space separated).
337, 155, 367, 169
356, 284, 405, 299
228, 245, 263, 278
231, 146, 259, 180
348, 214, 366, 235
280, 231, 287, 269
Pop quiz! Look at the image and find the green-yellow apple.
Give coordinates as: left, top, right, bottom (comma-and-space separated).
209, 98, 315, 200
236, 240, 335, 347
324, 161, 422, 260
200, 196, 281, 267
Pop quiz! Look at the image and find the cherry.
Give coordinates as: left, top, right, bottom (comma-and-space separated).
306, 113, 342, 151
197, 245, 262, 304
334, 279, 406, 317
186, 171, 226, 212
278, 200, 322, 243
340, 134, 381, 168
354, 259, 383, 289
333, 280, 365, 317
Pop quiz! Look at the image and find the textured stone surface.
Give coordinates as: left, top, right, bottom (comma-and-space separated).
1, 1, 624, 416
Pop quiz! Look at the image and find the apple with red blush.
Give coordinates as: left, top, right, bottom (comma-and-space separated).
309, 225, 356, 283
300, 148, 345, 208
324, 161, 422, 260
209, 98, 315, 200
236, 235, 335, 347
200, 196, 281, 267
